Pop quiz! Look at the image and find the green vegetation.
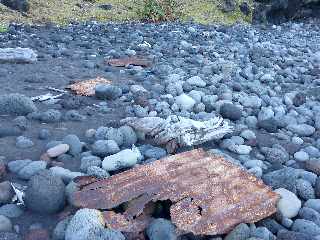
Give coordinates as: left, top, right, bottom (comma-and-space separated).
0, 0, 253, 26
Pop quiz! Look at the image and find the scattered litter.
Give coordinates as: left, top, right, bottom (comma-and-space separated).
11, 182, 26, 206
121, 115, 233, 153
66, 77, 112, 96
138, 41, 152, 48
31, 93, 64, 102
73, 149, 279, 235
45, 87, 68, 93
106, 57, 152, 67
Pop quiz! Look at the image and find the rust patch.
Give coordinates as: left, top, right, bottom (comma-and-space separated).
73, 149, 279, 235
66, 77, 112, 96
106, 57, 152, 67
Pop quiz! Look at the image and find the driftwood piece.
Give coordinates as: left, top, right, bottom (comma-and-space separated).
73, 149, 279, 235
0, 48, 37, 63
121, 116, 233, 150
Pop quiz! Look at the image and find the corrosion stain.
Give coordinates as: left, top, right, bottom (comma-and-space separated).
73, 148, 279, 235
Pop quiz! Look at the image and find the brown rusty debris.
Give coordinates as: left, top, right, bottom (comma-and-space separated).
72, 149, 279, 236
106, 57, 152, 67
66, 77, 112, 96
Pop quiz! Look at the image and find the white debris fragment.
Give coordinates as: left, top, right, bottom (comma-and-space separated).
122, 115, 233, 147
11, 183, 26, 206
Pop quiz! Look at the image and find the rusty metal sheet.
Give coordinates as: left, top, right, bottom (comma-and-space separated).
66, 77, 112, 96
103, 211, 152, 233
73, 149, 279, 235
106, 57, 152, 67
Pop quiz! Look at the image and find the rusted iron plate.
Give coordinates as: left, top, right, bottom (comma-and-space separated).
103, 211, 152, 233
106, 57, 152, 67
66, 77, 112, 96
73, 149, 279, 235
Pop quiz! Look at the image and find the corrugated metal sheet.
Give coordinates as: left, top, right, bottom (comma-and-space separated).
73, 148, 279, 235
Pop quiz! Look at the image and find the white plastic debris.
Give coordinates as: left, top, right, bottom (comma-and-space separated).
122, 115, 233, 147
11, 182, 26, 206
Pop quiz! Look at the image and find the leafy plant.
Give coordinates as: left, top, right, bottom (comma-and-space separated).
0, 25, 8, 33
135, 0, 182, 22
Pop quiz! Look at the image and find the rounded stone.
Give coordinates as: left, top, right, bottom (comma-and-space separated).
220, 103, 242, 121
275, 188, 301, 219
0, 181, 14, 205
119, 126, 137, 147
146, 218, 177, 240
105, 128, 124, 147
175, 94, 196, 111
0, 215, 12, 232
47, 144, 70, 158
0, 94, 37, 116
65, 209, 125, 240
95, 85, 122, 100
92, 140, 120, 157
294, 151, 309, 162
62, 135, 82, 156
292, 219, 320, 236
224, 223, 250, 240
25, 170, 66, 214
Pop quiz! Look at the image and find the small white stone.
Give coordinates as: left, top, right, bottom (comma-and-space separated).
294, 151, 309, 162
102, 147, 142, 171
175, 94, 196, 111
275, 188, 301, 218
47, 144, 70, 158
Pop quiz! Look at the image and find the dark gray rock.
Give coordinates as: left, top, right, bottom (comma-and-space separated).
25, 170, 66, 214
0, 232, 22, 240
80, 156, 102, 172
146, 218, 177, 240
63, 135, 82, 156
39, 109, 62, 123
298, 207, 320, 226
291, 219, 320, 236
0, 181, 14, 205
260, 147, 289, 164
91, 140, 120, 157
258, 218, 286, 234
95, 84, 122, 100
15, 136, 34, 149
1, 0, 29, 12
53, 217, 71, 240
0, 94, 36, 115
38, 129, 51, 140
296, 179, 315, 200
293, 92, 306, 107
64, 110, 86, 121
224, 223, 250, 240
144, 146, 167, 159
0, 127, 21, 138
220, 103, 242, 121
262, 167, 298, 193
119, 126, 137, 147
277, 230, 316, 240
0, 204, 24, 218
258, 118, 279, 133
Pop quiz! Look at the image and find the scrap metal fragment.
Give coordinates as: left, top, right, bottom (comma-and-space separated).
121, 115, 233, 150
66, 77, 112, 96
73, 149, 279, 235
106, 57, 152, 67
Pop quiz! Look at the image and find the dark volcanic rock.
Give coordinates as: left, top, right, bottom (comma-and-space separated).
25, 170, 66, 214
1, 0, 29, 12
219, 103, 242, 121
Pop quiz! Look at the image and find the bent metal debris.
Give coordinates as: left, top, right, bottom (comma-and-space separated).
72, 148, 279, 236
